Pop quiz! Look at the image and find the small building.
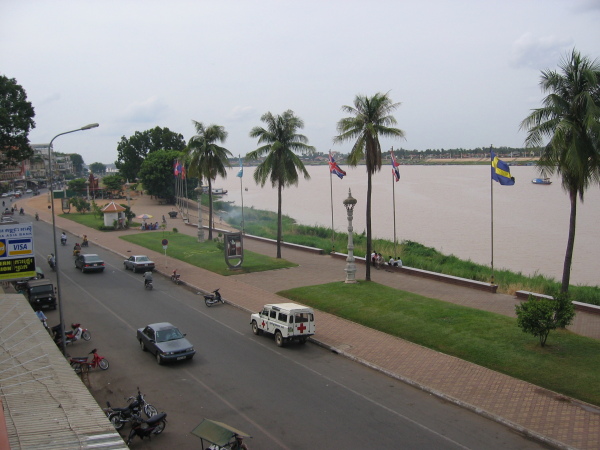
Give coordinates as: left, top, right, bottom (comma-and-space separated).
100, 201, 127, 228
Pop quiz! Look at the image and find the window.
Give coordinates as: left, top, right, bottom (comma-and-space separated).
270, 310, 277, 319
278, 313, 287, 322
294, 313, 310, 323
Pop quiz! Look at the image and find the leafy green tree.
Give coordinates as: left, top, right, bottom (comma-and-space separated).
69, 153, 85, 175
101, 174, 124, 196
69, 197, 90, 214
138, 149, 183, 202
515, 293, 575, 346
89, 162, 106, 174
115, 126, 186, 181
67, 178, 87, 194
334, 92, 405, 280
247, 110, 315, 258
185, 121, 232, 240
520, 50, 600, 293
0, 75, 35, 170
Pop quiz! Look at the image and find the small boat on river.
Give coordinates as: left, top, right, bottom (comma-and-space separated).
532, 178, 552, 185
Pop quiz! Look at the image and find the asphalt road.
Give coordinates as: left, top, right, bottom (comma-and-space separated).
28, 217, 547, 449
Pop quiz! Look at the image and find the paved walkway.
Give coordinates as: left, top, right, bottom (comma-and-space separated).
23, 193, 600, 449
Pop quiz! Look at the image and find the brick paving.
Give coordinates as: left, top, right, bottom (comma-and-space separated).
23, 193, 600, 449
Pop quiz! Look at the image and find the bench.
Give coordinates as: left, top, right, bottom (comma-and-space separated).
168, 211, 178, 218
330, 253, 498, 293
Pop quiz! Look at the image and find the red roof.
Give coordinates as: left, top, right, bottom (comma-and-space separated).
100, 201, 126, 213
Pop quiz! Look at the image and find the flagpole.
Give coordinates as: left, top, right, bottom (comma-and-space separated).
490, 145, 495, 285
392, 147, 398, 258
239, 154, 245, 234
329, 151, 335, 253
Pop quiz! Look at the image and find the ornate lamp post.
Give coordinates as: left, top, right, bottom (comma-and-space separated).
47, 123, 99, 355
85, 179, 90, 200
343, 188, 357, 283
194, 180, 205, 242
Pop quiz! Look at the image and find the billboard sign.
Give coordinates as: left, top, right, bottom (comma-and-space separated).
0, 223, 36, 280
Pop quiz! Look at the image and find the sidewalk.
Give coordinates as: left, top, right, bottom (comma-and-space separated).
25, 193, 600, 449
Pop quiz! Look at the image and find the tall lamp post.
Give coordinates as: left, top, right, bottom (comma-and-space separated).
48, 123, 99, 355
194, 180, 205, 242
343, 189, 357, 283
85, 179, 90, 200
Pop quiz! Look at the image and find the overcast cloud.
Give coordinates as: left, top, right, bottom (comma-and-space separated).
1, 0, 599, 165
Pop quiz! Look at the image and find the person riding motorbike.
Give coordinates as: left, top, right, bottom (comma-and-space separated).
230, 435, 249, 450
73, 243, 82, 256
19, 207, 24, 215
81, 235, 89, 247
143, 271, 153, 288
47, 253, 56, 270
61, 232, 67, 245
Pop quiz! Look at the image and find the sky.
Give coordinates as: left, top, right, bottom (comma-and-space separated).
2, 0, 599, 165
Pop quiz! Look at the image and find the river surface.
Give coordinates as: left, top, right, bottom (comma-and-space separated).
212, 164, 599, 287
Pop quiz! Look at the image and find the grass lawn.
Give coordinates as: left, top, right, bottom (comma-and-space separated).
59, 213, 141, 229
279, 281, 600, 407
120, 232, 297, 276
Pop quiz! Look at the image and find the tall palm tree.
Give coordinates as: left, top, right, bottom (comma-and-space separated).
334, 92, 405, 281
247, 110, 315, 258
185, 121, 232, 240
520, 49, 600, 293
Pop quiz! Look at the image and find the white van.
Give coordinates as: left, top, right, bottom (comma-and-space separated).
250, 303, 315, 347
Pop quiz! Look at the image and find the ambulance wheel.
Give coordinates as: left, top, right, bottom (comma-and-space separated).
251, 321, 262, 335
275, 331, 284, 347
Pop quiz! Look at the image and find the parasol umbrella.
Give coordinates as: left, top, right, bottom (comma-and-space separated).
136, 214, 153, 220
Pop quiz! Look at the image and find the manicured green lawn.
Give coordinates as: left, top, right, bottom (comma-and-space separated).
279, 281, 600, 407
120, 232, 297, 276
59, 213, 141, 230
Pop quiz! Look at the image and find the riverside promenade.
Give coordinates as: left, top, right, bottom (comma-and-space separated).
24, 192, 600, 450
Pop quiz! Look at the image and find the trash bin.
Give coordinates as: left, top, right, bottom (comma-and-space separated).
168, 211, 178, 219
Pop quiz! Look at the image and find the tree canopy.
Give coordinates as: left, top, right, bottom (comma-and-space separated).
101, 174, 124, 194
185, 121, 231, 240
0, 75, 35, 170
520, 49, 600, 292
138, 149, 183, 201
247, 110, 315, 258
69, 153, 85, 175
89, 162, 107, 174
115, 126, 186, 181
334, 92, 405, 280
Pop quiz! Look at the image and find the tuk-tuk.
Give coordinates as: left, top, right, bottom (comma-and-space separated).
191, 419, 251, 449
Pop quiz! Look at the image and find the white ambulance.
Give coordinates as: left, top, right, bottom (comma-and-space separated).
250, 303, 315, 347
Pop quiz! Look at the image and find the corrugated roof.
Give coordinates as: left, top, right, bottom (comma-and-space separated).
0, 294, 126, 449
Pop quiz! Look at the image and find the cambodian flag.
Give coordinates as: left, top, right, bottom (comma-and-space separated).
328, 151, 346, 179
391, 151, 400, 182
173, 160, 180, 176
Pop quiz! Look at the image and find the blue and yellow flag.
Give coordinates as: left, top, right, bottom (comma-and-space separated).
491, 151, 515, 186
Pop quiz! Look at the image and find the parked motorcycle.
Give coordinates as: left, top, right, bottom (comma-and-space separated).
107, 387, 158, 430
204, 288, 224, 307
69, 348, 109, 373
52, 322, 91, 346
126, 412, 167, 446
171, 270, 181, 285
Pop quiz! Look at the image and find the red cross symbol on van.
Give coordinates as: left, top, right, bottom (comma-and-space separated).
297, 323, 306, 333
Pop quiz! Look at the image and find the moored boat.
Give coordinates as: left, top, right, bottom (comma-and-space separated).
532, 178, 552, 185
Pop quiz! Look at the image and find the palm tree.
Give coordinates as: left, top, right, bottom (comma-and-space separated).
520, 49, 600, 293
185, 121, 232, 240
247, 110, 315, 258
334, 92, 405, 281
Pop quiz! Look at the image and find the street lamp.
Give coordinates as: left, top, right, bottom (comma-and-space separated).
343, 188, 357, 284
194, 180, 205, 242
85, 179, 90, 200
48, 123, 99, 355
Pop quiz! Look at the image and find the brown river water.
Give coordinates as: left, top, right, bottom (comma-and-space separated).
213, 164, 599, 287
